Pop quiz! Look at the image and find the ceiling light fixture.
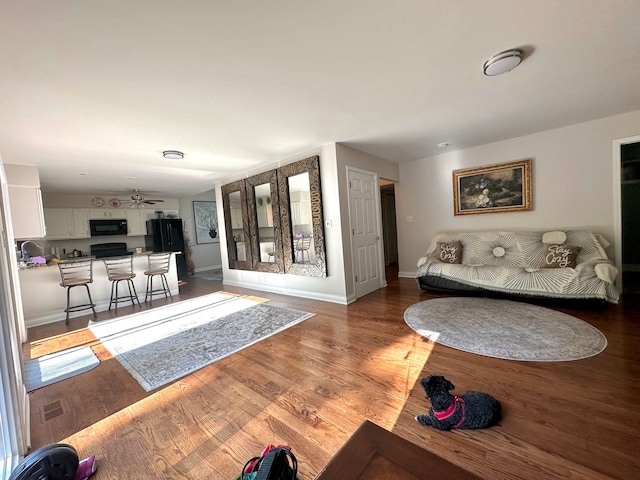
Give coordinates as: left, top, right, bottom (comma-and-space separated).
437, 142, 450, 148
162, 150, 184, 160
483, 49, 523, 76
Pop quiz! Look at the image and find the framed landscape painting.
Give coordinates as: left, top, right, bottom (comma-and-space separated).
193, 201, 219, 243
453, 159, 532, 216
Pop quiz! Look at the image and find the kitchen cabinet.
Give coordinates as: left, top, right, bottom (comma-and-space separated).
230, 206, 243, 229
89, 208, 126, 219
44, 208, 74, 239
44, 208, 91, 239
126, 209, 147, 236
256, 203, 274, 227
8, 185, 46, 239
290, 200, 311, 225
4, 164, 46, 240
72, 209, 91, 238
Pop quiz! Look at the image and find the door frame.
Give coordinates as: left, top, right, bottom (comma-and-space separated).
613, 134, 640, 290
346, 166, 386, 299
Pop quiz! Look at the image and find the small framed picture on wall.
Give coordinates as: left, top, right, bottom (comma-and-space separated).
193, 201, 219, 243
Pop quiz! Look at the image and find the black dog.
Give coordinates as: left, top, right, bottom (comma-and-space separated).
415, 375, 501, 430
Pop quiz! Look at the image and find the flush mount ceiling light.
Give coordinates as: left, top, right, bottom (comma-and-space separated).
162, 150, 184, 160
483, 49, 523, 76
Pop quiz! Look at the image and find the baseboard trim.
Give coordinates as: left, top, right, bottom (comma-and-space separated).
193, 265, 222, 274
398, 270, 417, 279
222, 279, 349, 305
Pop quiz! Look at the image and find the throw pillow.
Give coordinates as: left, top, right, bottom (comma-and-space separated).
541, 244, 581, 268
434, 241, 463, 264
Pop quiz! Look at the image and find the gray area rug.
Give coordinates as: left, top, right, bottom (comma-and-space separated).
404, 297, 607, 361
24, 346, 100, 392
89, 292, 314, 391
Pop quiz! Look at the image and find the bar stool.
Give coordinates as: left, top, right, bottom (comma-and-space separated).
103, 256, 140, 312
58, 260, 97, 325
295, 236, 312, 263
144, 253, 173, 303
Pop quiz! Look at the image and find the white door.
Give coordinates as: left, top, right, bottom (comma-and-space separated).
348, 168, 383, 298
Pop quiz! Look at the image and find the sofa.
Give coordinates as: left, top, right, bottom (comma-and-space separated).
416, 230, 619, 304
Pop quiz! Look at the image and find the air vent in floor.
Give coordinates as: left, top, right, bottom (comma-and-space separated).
41, 400, 64, 422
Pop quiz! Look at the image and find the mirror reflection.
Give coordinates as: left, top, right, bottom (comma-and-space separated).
288, 172, 315, 264
254, 183, 276, 263
228, 191, 247, 262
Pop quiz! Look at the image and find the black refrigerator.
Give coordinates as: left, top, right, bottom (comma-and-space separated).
145, 219, 188, 280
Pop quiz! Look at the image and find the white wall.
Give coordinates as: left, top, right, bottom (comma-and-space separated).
219, 143, 350, 303
178, 189, 222, 272
335, 144, 399, 301
396, 110, 640, 276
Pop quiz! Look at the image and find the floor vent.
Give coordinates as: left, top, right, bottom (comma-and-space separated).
42, 400, 64, 422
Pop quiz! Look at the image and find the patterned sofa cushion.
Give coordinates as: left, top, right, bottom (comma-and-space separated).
416, 230, 619, 303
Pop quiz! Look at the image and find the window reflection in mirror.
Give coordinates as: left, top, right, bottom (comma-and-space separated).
288, 172, 315, 264
254, 182, 276, 263
228, 191, 247, 262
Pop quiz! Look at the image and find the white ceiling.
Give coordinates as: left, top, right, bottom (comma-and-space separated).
1, 1, 640, 198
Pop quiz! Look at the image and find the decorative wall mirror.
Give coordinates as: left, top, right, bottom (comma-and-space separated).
221, 179, 253, 270
221, 155, 326, 277
246, 170, 284, 273
277, 155, 327, 277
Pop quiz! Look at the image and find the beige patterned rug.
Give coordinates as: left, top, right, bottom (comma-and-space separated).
404, 297, 607, 361
89, 293, 314, 391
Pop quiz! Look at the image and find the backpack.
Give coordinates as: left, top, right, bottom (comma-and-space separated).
238, 444, 298, 480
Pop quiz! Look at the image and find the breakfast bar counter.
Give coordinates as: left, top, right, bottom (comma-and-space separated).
18, 252, 180, 327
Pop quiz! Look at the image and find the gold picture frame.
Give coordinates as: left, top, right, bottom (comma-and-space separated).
453, 159, 532, 216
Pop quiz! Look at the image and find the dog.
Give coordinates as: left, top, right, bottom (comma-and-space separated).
415, 375, 501, 430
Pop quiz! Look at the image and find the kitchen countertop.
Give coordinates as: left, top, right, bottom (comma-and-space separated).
18, 251, 179, 271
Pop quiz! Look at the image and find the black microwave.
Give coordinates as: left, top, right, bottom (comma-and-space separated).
89, 219, 128, 236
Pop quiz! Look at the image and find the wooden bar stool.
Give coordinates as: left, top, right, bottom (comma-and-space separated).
144, 253, 173, 303
58, 260, 97, 324
103, 256, 140, 312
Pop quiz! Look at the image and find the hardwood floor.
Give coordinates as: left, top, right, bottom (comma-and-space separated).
25, 268, 640, 479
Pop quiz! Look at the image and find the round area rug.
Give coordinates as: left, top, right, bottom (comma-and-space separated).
404, 297, 607, 361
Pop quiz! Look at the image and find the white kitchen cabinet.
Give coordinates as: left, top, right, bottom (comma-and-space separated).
44, 208, 91, 239
256, 204, 274, 228
4, 164, 46, 240
72, 209, 91, 238
89, 208, 126, 219
8, 185, 46, 239
126, 209, 147, 236
44, 208, 74, 240
290, 200, 311, 225
230, 206, 243, 229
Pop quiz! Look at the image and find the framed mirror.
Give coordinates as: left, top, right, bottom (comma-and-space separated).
221, 179, 253, 270
246, 170, 284, 273
277, 155, 327, 277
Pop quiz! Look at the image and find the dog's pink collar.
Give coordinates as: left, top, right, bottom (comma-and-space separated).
433, 396, 465, 427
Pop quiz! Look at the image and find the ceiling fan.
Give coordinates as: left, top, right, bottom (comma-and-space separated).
118, 189, 165, 208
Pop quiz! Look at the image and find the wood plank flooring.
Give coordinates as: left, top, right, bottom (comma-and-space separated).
25, 267, 640, 479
